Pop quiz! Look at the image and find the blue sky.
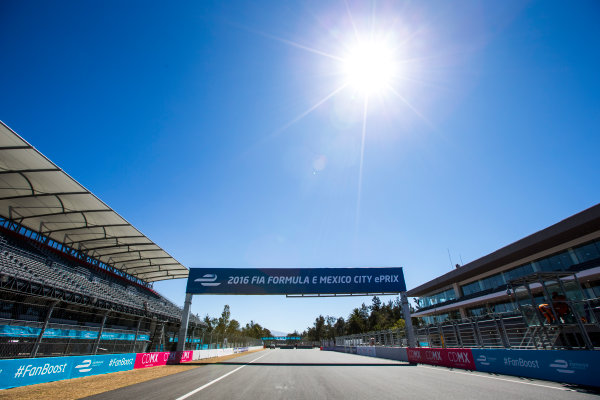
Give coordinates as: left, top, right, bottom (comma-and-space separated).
1, 0, 599, 333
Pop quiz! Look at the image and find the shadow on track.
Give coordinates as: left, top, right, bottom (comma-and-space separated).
210, 362, 414, 367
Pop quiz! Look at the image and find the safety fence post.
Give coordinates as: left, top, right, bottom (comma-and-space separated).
31, 300, 58, 358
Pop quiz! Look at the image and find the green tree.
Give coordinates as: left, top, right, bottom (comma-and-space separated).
346, 308, 366, 334
226, 319, 240, 335
333, 317, 346, 337
215, 304, 231, 334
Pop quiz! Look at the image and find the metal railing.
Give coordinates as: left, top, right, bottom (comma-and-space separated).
334, 328, 407, 348
332, 306, 600, 351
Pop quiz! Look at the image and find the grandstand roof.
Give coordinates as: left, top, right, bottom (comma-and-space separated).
0, 121, 188, 282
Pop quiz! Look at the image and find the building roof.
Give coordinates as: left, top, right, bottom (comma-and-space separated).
407, 203, 600, 297
0, 121, 188, 282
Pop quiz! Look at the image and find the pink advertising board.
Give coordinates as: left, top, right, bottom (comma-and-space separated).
134, 351, 193, 369
407, 348, 476, 370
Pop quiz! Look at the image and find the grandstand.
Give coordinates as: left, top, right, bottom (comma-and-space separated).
0, 121, 205, 358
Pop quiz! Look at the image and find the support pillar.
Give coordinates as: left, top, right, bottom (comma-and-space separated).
31, 300, 58, 358
400, 292, 416, 347
93, 311, 109, 355
132, 317, 142, 352
177, 293, 193, 352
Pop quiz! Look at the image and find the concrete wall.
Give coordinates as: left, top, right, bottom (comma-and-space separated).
323, 346, 408, 362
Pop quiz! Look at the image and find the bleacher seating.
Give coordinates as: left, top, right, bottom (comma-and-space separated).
0, 231, 188, 321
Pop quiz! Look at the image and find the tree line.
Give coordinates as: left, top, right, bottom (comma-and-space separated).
301, 296, 410, 341
202, 305, 272, 339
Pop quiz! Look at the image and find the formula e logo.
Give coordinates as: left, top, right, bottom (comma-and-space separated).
195, 274, 221, 287
549, 359, 574, 374
75, 360, 92, 373
476, 355, 490, 366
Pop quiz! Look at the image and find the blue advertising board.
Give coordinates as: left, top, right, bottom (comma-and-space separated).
0, 353, 136, 389
0, 325, 149, 341
68, 353, 136, 379
471, 349, 600, 387
0, 356, 72, 389
186, 267, 406, 295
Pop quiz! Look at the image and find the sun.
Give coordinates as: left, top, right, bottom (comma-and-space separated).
342, 41, 396, 95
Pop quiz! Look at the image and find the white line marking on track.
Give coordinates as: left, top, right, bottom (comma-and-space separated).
417, 365, 575, 391
175, 351, 272, 400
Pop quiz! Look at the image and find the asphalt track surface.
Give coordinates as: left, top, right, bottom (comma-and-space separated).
87, 349, 599, 400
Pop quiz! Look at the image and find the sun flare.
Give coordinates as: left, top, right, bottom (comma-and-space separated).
342, 41, 396, 95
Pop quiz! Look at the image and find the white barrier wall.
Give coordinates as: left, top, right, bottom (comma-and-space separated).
374, 347, 408, 362
191, 346, 263, 361
324, 346, 408, 362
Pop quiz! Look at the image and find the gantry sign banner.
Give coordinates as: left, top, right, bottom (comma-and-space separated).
186, 267, 406, 295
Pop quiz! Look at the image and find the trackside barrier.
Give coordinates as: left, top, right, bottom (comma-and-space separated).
471, 349, 600, 387
407, 348, 600, 387
322, 346, 409, 362
407, 348, 476, 369
133, 351, 193, 369
0, 353, 136, 390
0, 345, 265, 390
191, 345, 262, 361
373, 347, 408, 362
357, 347, 376, 357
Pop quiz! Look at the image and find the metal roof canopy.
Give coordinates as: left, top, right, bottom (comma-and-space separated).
0, 121, 188, 283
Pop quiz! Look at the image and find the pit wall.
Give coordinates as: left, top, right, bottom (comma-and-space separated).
0, 346, 263, 390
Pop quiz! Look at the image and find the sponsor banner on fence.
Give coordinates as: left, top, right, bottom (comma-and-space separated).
234, 347, 249, 353
69, 354, 136, 378
407, 348, 475, 370
168, 351, 193, 364
0, 356, 72, 389
471, 349, 600, 387
0, 325, 149, 341
134, 352, 171, 369
134, 351, 194, 369
0, 353, 136, 390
